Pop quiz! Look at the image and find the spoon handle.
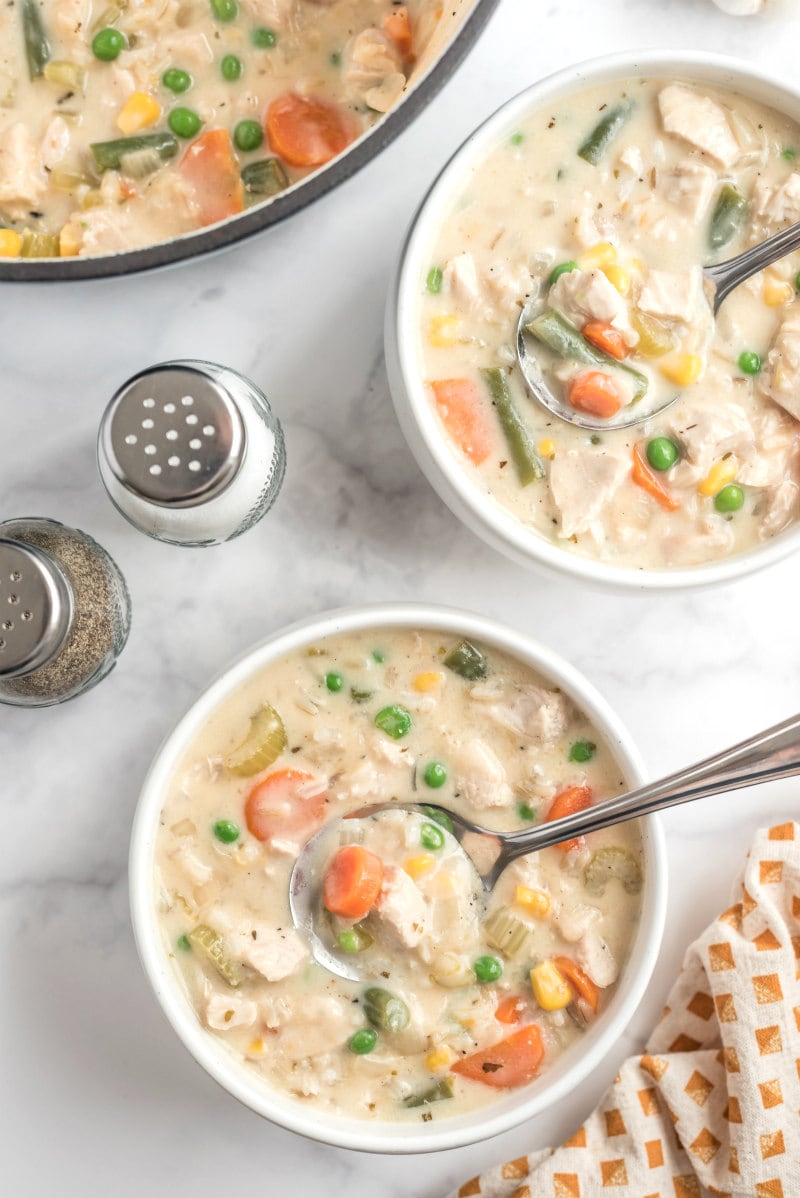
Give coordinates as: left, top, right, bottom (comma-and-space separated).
706, 218, 800, 312
501, 712, 800, 860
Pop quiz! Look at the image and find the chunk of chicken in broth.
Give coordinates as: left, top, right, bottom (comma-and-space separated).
155, 628, 643, 1121
419, 76, 800, 570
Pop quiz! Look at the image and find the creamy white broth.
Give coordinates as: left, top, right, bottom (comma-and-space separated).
418, 77, 800, 570
154, 628, 643, 1123
0, 0, 447, 257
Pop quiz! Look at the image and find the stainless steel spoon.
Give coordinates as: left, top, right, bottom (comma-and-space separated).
516, 218, 800, 432
289, 711, 800, 980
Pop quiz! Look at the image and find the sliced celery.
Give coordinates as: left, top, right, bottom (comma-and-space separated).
225, 703, 287, 777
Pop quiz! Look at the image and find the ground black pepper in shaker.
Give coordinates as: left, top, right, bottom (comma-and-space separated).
0, 517, 131, 707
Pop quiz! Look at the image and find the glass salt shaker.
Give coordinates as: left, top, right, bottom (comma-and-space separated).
97, 360, 286, 547
0, 517, 131, 707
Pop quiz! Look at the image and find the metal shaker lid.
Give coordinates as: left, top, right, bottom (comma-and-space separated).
98, 363, 246, 508
0, 540, 72, 677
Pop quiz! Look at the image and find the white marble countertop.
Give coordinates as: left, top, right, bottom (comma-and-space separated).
2, 0, 800, 1193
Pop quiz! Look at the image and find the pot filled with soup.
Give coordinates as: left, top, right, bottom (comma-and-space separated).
386, 53, 800, 588
0, 0, 497, 278
130, 604, 667, 1152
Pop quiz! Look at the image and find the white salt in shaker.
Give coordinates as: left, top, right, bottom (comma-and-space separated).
97, 360, 285, 547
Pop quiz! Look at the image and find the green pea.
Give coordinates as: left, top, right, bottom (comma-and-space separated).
548, 260, 578, 287
738, 350, 761, 376
92, 28, 125, 61
645, 437, 679, 472
420, 822, 445, 851
796, 270, 800, 292
715, 484, 744, 513
372, 649, 386, 663
782, 147, 796, 160
569, 740, 596, 763
374, 704, 412, 739
348, 1028, 377, 1055
325, 671, 344, 693
517, 801, 535, 822
213, 819, 240, 844
211, 0, 238, 20
421, 805, 454, 834
168, 107, 202, 138
329, 51, 341, 67
338, 927, 373, 953
473, 955, 503, 983
162, 68, 192, 94
220, 53, 243, 81
251, 26, 276, 47
233, 119, 263, 152
423, 761, 447, 789
426, 266, 443, 294
176, 934, 191, 951
510, 131, 524, 146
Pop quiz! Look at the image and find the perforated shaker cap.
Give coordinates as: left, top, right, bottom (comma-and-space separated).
0, 540, 72, 677
99, 363, 246, 508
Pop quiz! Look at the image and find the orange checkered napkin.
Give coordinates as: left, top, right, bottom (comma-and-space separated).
450, 822, 800, 1198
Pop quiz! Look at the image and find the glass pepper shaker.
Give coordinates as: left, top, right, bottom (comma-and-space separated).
97, 360, 286, 547
0, 517, 131, 707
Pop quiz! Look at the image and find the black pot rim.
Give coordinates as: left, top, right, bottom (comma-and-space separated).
2, 0, 500, 283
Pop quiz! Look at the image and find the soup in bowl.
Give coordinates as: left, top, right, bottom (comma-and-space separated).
130, 605, 666, 1152
386, 53, 800, 589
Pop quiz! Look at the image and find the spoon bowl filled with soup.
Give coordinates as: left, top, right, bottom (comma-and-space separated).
386, 53, 800, 589
130, 604, 666, 1151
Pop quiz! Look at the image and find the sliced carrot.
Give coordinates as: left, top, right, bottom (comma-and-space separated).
581, 320, 628, 361
451, 1025, 544, 1089
179, 129, 244, 226
266, 93, 355, 168
244, 768, 327, 843
430, 378, 494, 465
631, 442, 680, 512
566, 371, 625, 419
323, 845, 384, 920
384, 6, 413, 57
494, 995, 526, 1025
544, 785, 593, 853
553, 956, 600, 1015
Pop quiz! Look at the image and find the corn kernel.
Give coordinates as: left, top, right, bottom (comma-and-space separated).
425, 1046, 456, 1072
530, 960, 573, 1011
698, 456, 738, 497
601, 263, 630, 294
658, 353, 703, 387
538, 438, 556, 459
513, 885, 551, 918
117, 91, 161, 135
0, 229, 22, 258
578, 241, 617, 269
58, 222, 81, 257
246, 1037, 266, 1056
428, 314, 459, 348
413, 671, 442, 693
763, 278, 793, 307
404, 853, 435, 879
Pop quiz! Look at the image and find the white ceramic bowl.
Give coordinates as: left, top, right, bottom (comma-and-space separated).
130, 603, 667, 1152
385, 51, 800, 592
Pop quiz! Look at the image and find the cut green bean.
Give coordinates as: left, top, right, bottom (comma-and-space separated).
578, 99, 634, 165
709, 184, 747, 252
403, 1077, 455, 1108
526, 309, 648, 403
443, 639, 488, 681
241, 157, 289, 198
90, 131, 178, 172
481, 367, 545, 485
22, 0, 52, 79
363, 987, 410, 1033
